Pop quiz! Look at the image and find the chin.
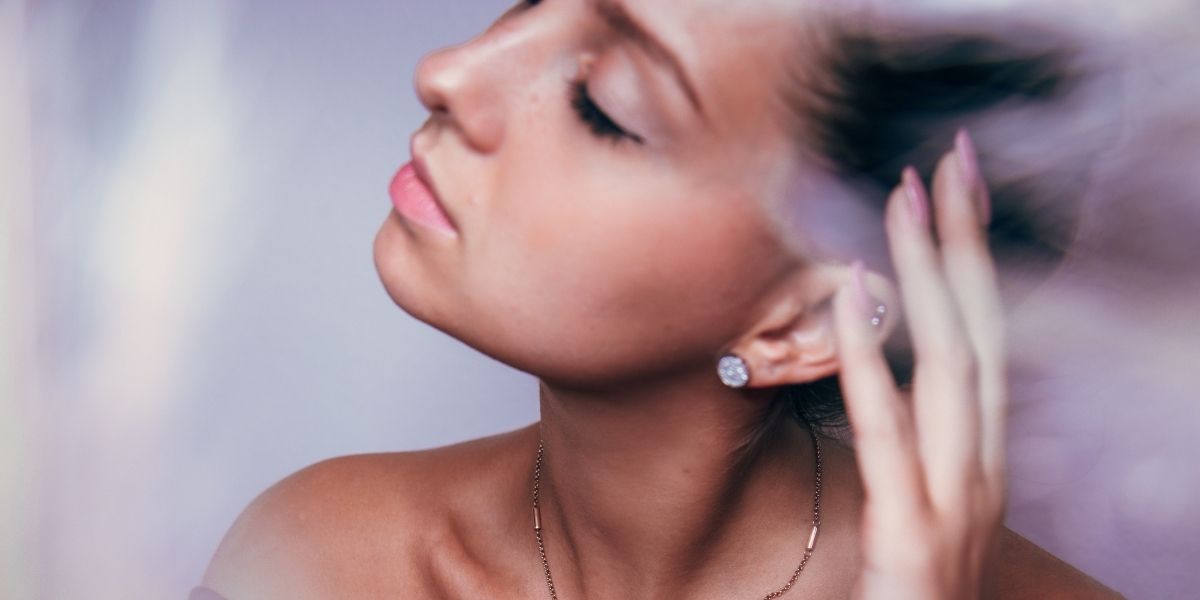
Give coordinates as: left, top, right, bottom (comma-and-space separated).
372, 210, 476, 344
372, 211, 578, 381
372, 212, 430, 320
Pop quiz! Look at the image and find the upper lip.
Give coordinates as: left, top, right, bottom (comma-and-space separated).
408, 135, 459, 231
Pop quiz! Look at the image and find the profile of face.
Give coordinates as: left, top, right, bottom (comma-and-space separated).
374, 0, 846, 389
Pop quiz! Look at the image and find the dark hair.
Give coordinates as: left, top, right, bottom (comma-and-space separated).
762, 16, 1102, 438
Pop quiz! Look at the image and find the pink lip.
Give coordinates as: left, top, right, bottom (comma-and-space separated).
389, 151, 458, 236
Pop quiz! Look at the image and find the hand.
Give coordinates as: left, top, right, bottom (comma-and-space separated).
833, 130, 1005, 600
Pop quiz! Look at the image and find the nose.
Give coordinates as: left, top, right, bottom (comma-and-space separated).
413, 36, 508, 153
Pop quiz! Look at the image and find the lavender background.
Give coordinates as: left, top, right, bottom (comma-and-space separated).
3, 0, 1198, 598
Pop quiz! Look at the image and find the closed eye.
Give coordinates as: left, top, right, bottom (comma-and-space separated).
568, 78, 645, 146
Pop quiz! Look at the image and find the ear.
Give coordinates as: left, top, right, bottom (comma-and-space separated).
728, 264, 896, 388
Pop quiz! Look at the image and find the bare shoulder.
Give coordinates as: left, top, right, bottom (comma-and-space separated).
988, 527, 1125, 599
199, 424, 538, 600
199, 452, 436, 599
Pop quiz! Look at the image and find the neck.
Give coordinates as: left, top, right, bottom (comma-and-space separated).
530, 373, 820, 600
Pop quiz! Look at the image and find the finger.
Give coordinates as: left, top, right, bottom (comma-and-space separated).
930, 129, 1008, 493
833, 266, 928, 519
885, 166, 981, 506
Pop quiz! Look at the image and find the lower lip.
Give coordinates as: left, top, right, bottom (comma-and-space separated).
389, 162, 458, 235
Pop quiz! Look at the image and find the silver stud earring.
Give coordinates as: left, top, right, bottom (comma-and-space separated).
717, 353, 750, 388
871, 303, 887, 328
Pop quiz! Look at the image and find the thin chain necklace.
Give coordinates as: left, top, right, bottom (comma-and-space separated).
531, 428, 823, 600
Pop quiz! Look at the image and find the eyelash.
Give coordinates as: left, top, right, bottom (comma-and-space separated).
516, 0, 643, 146
568, 78, 644, 146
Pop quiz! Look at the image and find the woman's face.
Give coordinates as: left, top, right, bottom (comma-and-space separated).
374, 0, 818, 388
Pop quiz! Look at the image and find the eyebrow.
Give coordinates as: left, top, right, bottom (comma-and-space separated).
590, 0, 706, 121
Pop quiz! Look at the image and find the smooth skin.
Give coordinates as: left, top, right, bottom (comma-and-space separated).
201, 144, 1120, 600
202, 0, 1124, 598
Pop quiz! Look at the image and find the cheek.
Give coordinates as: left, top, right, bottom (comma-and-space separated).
465, 172, 783, 382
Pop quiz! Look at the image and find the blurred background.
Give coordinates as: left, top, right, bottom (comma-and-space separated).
2, 0, 1197, 598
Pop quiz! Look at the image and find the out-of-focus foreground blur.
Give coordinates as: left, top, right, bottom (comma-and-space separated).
2, 1, 1197, 598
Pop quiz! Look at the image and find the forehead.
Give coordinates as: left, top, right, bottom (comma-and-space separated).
628, 0, 813, 140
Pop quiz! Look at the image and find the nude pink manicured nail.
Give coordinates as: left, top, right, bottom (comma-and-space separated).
901, 166, 928, 227
850, 260, 874, 315
955, 129, 980, 185
955, 128, 991, 226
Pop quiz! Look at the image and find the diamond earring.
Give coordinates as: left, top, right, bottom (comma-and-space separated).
717, 353, 751, 388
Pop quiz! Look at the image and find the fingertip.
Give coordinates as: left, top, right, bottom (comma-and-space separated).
901, 166, 930, 228
832, 277, 879, 357
831, 280, 858, 335
850, 260, 873, 314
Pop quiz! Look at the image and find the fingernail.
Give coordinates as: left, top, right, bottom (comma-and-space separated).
954, 129, 980, 184
849, 260, 871, 309
955, 128, 991, 226
850, 261, 888, 328
902, 166, 928, 227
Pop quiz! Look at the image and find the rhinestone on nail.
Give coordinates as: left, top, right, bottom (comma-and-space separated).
870, 304, 887, 328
